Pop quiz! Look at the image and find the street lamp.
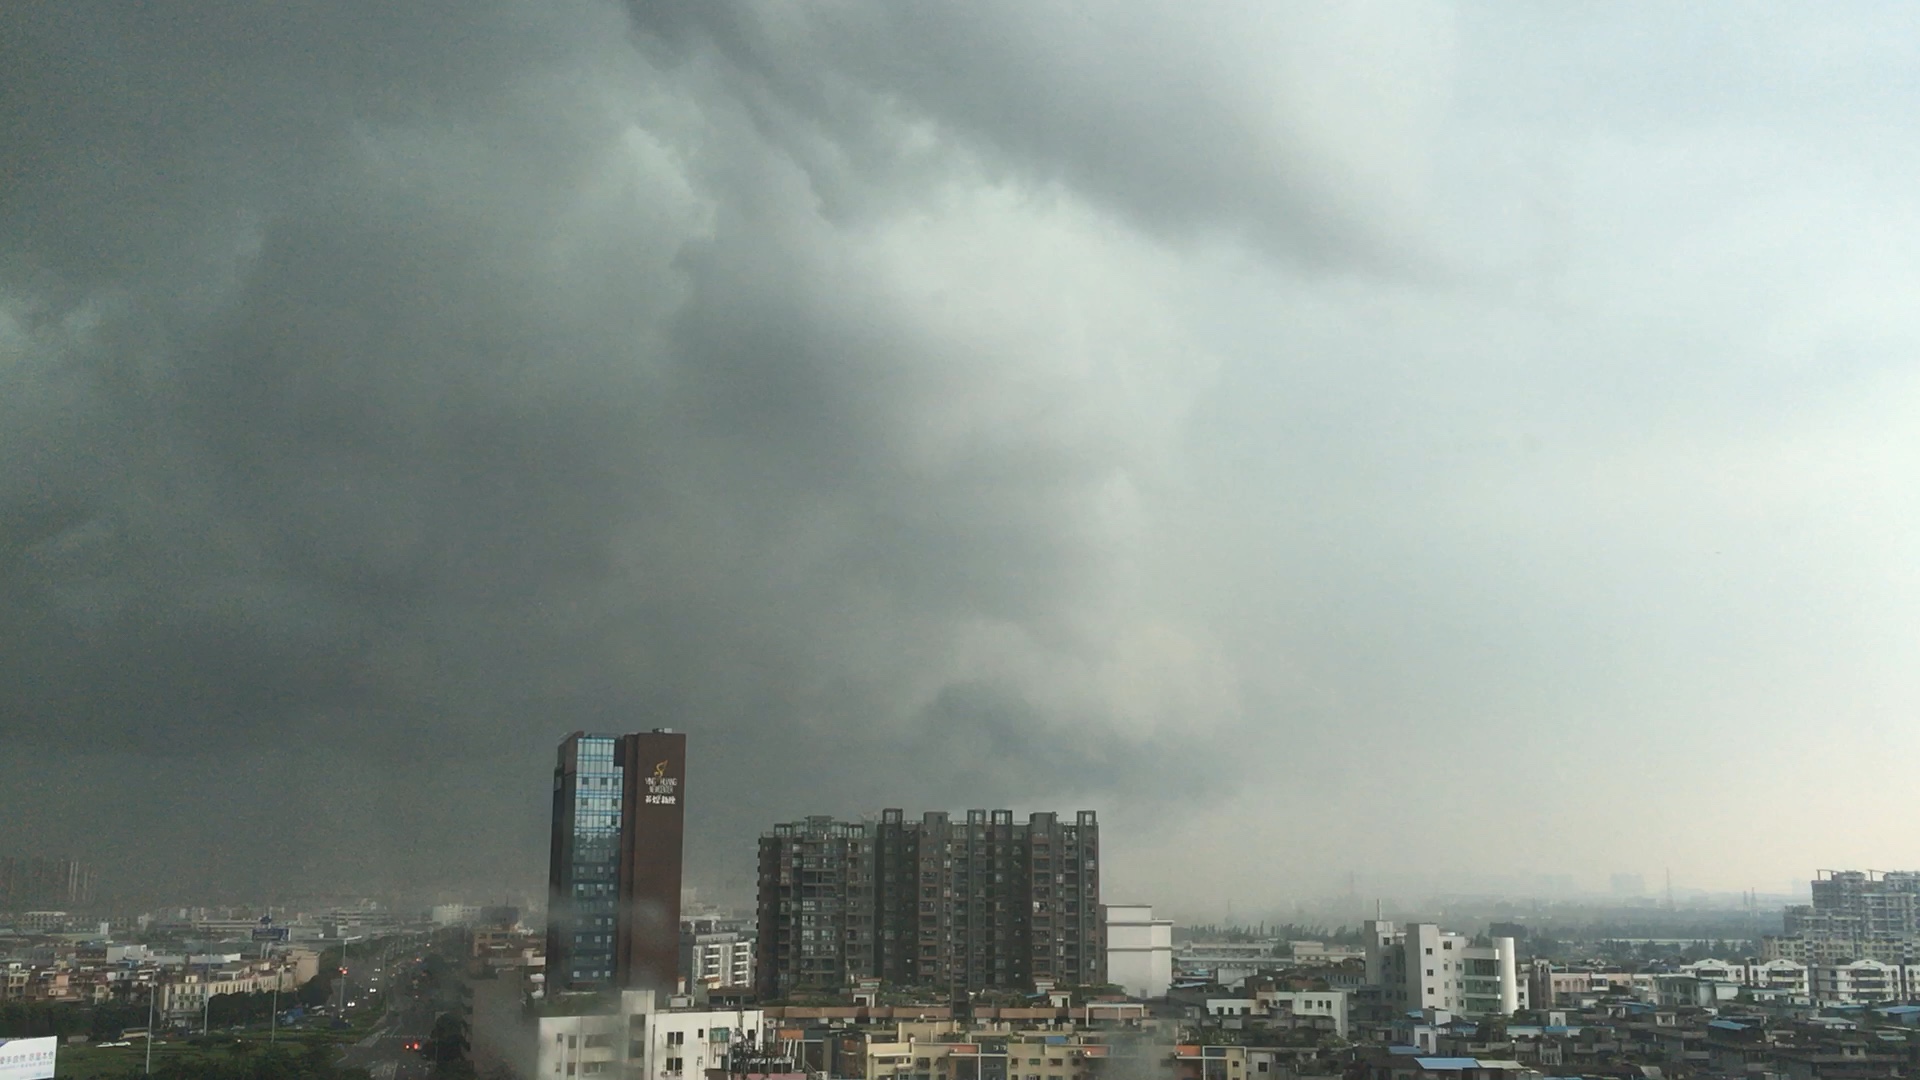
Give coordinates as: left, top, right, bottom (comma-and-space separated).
144, 975, 156, 1076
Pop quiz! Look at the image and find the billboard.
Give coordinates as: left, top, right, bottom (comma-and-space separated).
252, 927, 290, 941
0, 1037, 56, 1080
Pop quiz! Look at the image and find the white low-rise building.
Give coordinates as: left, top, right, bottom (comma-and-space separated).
1290, 941, 1365, 965
1365, 921, 1524, 1017
432, 904, 483, 927
1105, 904, 1173, 999
1258, 989, 1349, 1037
1676, 958, 1809, 997
1811, 959, 1920, 1004
537, 989, 764, 1080
1202, 991, 1350, 1036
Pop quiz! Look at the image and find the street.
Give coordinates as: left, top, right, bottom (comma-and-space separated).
338, 1002, 434, 1080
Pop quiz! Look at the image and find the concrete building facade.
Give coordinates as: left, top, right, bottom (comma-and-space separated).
1364, 921, 1523, 1018
535, 988, 766, 1080
682, 928, 755, 992
1105, 904, 1172, 999
1768, 870, 1920, 964
757, 809, 1102, 998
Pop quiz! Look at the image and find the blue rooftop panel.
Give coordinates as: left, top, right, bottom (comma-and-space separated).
1412, 1058, 1482, 1070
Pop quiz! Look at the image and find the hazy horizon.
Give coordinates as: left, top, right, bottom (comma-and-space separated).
7, 3, 1920, 915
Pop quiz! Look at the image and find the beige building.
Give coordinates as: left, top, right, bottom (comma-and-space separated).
156, 954, 312, 1023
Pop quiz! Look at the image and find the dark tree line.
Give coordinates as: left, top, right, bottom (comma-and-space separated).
0, 1000, 146, 1040
208, 989, 292, 1027
57, 1038, 373, 1080
429, 1010, 469, 1064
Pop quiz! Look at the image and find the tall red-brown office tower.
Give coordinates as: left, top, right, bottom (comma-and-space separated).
549, 729, 686, 994
614, 729, 686, 991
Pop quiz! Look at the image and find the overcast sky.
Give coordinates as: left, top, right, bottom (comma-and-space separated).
5, 2, 1920, 918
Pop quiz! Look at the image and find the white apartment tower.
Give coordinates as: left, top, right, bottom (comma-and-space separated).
1364, 920, 1523, 1017
1105, 904, 1173, 998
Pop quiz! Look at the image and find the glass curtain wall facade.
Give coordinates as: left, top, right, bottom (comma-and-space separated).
549, 734, 625, 989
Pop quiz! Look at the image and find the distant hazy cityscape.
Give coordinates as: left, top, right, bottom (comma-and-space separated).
9, 731, 1920, 1080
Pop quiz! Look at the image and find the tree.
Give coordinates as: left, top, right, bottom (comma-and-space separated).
298, 971, 336, 1008
209, 990, 285, 1027
89, 1000, 145, 1041
429, 1010, 469, 1065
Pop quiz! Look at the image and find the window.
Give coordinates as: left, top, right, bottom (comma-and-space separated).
668, 1058, 684, 1073
668, 1031, 686, 1046
569, 1036, 578, 1048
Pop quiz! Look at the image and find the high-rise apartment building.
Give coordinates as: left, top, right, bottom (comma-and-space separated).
548, 729, 686, 993
756, 809, 1101, 999
1767, 870, 1920, 964
0, 857, 95, 911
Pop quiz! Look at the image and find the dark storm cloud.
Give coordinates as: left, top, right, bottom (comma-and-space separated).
0, 0, 1267, 898
628, 1, 1445, 266
13, 2, 1920, 912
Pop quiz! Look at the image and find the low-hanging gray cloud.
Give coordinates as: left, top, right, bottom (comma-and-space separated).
8, 1, 1920, 914
0, 0, 1285, 901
